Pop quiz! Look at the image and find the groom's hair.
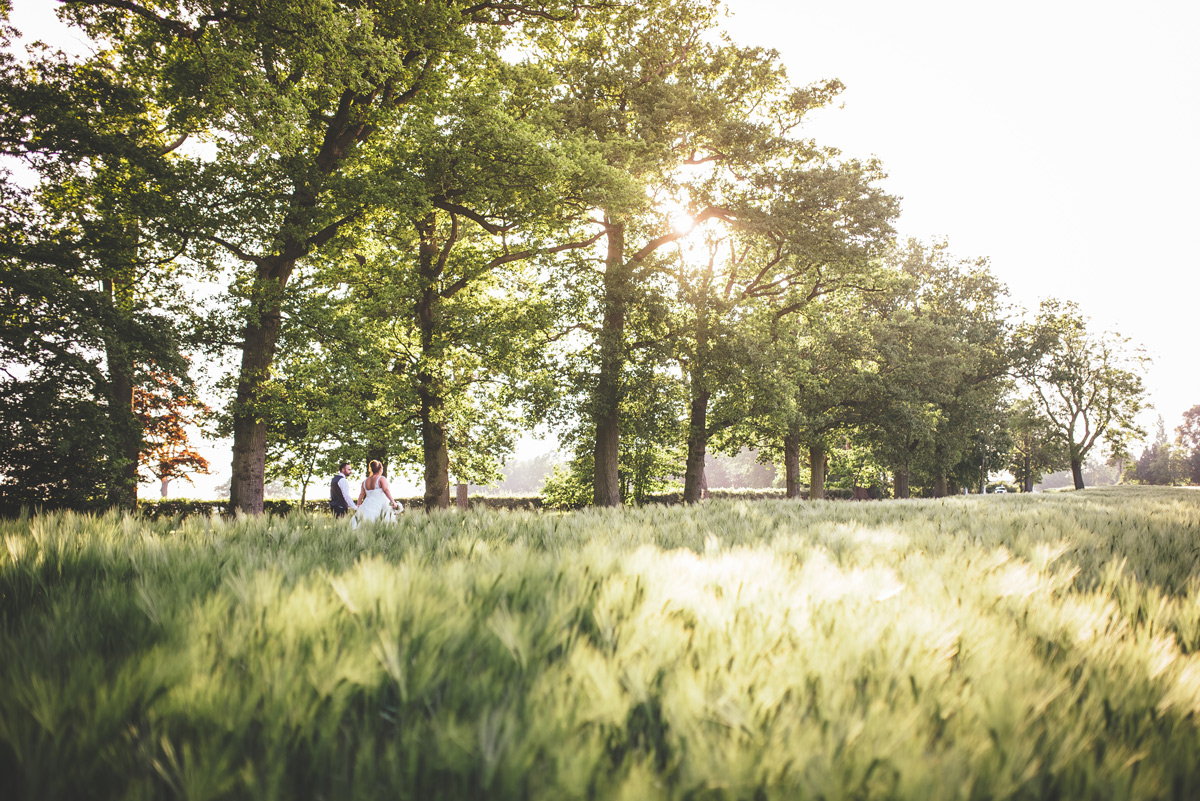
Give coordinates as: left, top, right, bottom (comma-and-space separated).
338, 461, 351, 471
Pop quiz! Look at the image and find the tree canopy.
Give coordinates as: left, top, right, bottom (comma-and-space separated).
1012, 299, 1149, 490
0, 1, 1167, 512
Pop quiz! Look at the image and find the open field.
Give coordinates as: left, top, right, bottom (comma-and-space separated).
3, 487, 1200, 800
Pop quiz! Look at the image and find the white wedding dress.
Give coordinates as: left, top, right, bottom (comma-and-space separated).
352, 481, 400, 528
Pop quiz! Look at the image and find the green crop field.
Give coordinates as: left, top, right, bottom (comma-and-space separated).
3, 487, 1200, 800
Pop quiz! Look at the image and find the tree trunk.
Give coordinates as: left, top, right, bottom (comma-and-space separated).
103, 275, 140, 511
894, 465, 910, 499
809, 442, 826, 501
418, 394, 451, 509
682, 306, 711, 504
160, 477, 169, 498
1022, 455, 1033, 492
416, 213, 451, 510
593, 219, 627, 507
933, 476, 948, 498
229, 295, 284, 514
783, 432, 803, 499
682, 387, 710, 504
1071, 458, 1085, 490
105, 348, 139, 509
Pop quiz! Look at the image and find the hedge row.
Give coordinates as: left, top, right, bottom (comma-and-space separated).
642, 488, 869, 503
136, 495, 546, 519
3, 487, 897, 520
136, 489, 885, 519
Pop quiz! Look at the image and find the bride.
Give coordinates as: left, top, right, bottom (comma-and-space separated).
353, 460, 402, 527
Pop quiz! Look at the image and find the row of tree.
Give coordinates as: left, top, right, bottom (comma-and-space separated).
0, 0, 1157, 514
1124, 408, 1200, 487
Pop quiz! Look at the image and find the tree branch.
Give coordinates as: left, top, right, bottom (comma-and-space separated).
196, 233, 263, 267
156, 133, 188, 156
441, 230, 605, 298
431, 199, 517, 236
460, 1, 587, 24
436, 212, 460, 275
305, 211, 361, 254
629, 205, 736, 265
545, 322, 598, 343
62, 0, 194, 37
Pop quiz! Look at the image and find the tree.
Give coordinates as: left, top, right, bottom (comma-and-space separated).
543, 356, 687, 507
1176, 405, 1200, 485
1012, 299, 1149, 490
1177, 406, 1200, 452
334, 57, 605, 509
907, 246, 1012, 496
666, 155, 897, 503
0, 16, 199, 509
545, 0, 720, 507
720, 286, 879, 500
135, 370, 211, 497
0, 368, 116, 513
863, 242, 1014, 498
1005, 397, 1063, 492
260, 341, 365, 508
1129, 416, 1190, 486
619, 360, 688, 503
539, 0, 864, 506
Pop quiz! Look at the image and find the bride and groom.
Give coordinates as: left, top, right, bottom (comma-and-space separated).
330, 460, 403, 525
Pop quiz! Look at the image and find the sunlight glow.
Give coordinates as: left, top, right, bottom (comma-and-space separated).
619, 538, 910, 630
672, 213, 696, 235
672, 212, 700, 235
658, 196, 697, 236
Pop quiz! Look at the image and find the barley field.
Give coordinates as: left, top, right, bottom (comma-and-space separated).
3, 487, 1200, 800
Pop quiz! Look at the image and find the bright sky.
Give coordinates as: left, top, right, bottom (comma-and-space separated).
8, 0, 1198, 495
723, 0, 1199, 429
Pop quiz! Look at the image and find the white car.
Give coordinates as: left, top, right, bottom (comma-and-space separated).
992, 486, 1008, 494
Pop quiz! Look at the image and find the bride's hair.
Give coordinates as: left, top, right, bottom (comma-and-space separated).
369, 459, 383, 475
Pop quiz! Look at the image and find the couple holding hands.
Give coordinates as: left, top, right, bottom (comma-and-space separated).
330, 460, 403, 525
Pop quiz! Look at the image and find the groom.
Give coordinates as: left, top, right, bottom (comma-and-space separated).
329, 461, 358, 518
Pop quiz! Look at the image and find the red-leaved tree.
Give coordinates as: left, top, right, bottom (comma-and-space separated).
135, 372, 211, 498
